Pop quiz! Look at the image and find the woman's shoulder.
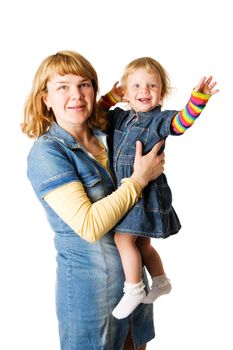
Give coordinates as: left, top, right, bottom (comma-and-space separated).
28, 133, 64, 159
27, 134, 77, 197
27, 132, 71, 181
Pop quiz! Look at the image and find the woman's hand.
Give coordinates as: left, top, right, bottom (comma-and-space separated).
130, 140, 165, 188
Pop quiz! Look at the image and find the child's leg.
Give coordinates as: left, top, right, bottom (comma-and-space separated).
136, 237, 171, 304
136, 236, 164, 277
115, 232, 142, 283
112, 233, 146, 319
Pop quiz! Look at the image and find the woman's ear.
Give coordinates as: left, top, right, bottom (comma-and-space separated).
43, 95, 51, 111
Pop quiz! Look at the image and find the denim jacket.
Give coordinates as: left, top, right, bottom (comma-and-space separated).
107, 106, 181, 238
27, 122, 156, 348
27, 122, 116, 235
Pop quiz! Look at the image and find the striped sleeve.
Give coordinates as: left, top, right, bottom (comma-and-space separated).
98, 92, 119, 112
171, 90, 211, 134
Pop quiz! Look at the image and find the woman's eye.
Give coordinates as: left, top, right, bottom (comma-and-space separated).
58, 85, 68, 90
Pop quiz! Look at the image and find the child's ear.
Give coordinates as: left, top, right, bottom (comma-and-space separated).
159, 95, 164, 106
122, 89, 128, 102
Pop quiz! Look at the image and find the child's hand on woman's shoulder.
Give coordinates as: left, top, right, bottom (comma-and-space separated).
109, 81, 124, 102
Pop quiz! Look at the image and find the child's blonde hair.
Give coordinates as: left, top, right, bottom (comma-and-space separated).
22, 50, 107, 138
121, 57, 171, 101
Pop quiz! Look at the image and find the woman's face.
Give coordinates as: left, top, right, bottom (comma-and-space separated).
44, 73, 95, 133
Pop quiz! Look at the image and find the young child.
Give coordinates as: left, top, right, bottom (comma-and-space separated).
101, 57, 218, 319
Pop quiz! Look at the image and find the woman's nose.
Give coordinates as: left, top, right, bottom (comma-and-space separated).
71, 87, 84, 99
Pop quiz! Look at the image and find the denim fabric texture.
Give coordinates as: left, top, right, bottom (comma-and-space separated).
108, 106, 182, 238
27, 122, 155, 349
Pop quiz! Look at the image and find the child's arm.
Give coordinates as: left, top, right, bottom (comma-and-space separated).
98, 82, 123, 111
172, 76, 218, 134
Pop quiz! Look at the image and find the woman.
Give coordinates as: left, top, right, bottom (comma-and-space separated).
21, 50, 165, 350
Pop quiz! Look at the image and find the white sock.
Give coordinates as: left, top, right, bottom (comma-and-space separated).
143, 274, 171, 304
112, 280, 146, 319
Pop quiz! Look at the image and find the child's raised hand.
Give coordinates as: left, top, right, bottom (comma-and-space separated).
110, 81, 124, 102
194, 76, 219, 95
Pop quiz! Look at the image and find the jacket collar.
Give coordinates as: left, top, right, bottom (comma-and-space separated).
126, 105, 162, 125
46, 122, 107, 150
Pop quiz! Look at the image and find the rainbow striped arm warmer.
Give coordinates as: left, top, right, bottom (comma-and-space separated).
171, 90, 211, 134
98, 92, 119, 112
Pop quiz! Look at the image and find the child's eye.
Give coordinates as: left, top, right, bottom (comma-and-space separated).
132, 84, 140, 88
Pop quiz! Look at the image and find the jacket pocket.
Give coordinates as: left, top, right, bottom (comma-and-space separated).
81, 173, 104, 203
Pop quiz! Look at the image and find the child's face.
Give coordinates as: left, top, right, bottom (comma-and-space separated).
124, 68, 162, 112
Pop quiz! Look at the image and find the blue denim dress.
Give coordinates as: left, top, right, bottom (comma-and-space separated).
108, 106, 181, 238
27, 123, 155, 350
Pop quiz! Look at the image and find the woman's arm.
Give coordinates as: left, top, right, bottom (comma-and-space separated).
44, 140, 165, 243
45, 178, 141, 243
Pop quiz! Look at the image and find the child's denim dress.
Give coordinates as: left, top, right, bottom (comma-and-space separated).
108, 106, 182, 238
27, 123, 155, 349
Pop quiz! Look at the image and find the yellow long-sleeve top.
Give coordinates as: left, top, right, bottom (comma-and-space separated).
44, 145, 142, 243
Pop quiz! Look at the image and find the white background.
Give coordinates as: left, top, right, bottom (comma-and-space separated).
1, 0, 232, 349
